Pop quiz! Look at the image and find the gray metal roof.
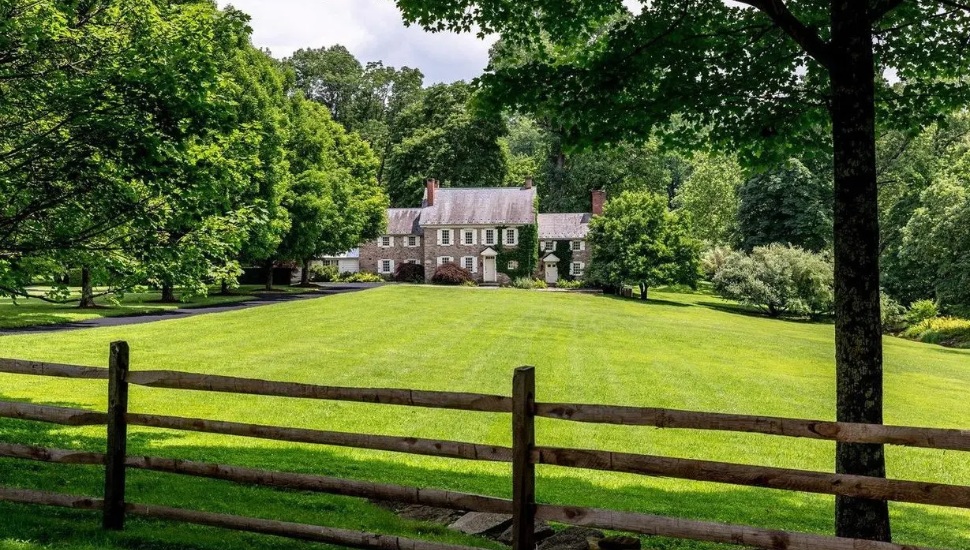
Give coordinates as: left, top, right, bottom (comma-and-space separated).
420, 187, 536, 226
537, 213, 592, 240
387, 208, 423, 235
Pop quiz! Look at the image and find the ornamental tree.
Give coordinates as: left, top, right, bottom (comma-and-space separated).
394, 0, 970, 538
587, 191, 700, 299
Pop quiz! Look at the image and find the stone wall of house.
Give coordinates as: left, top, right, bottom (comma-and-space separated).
422, 226, 526, 282
422, 240, 490, 282
538, 239, 592, 282
359, 235, 424, 277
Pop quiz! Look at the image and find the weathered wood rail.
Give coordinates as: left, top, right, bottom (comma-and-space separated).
0, 344, 967, 550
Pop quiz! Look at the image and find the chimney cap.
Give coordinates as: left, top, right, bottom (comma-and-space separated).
524, 176, 534, 189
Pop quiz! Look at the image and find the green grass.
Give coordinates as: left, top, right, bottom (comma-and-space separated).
0, 286, 969, 549
0, 285, 310, 330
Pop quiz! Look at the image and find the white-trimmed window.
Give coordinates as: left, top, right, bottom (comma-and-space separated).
437, 256, 454, 266
571, 240, 585, 251
379, 259, 394, 274
482, 228, 496, 246
407, 235, 419, 247
507, 260, 519, 270
505, 228, 518, 246
570, 262, 585, 276
379, 236, 393, 248
438, 229, 453, 246
541, 241, 557, 252
321, 259, 338, 267
462, 256, 477, 272
462, 229, 477, 246
406, 259, 419, 264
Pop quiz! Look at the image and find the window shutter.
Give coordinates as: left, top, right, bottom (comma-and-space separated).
540, 241, 546, 251
580, 240, 586, 251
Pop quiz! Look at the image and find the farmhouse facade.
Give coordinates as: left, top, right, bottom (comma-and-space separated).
354, 179, 602, 284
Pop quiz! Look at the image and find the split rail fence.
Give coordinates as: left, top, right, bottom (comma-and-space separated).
1, 341, 969, 550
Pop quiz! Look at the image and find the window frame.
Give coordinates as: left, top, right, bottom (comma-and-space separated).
482, 228, 496, 246
439, 229, 452, 246
505, 228, 518, 246
379, 236, 393, 248
380, 259, 394, 274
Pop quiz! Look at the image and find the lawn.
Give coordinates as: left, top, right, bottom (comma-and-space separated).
0, 286, 968, 550
0, 285, 308, 330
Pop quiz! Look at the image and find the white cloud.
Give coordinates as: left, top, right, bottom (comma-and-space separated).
218, 0, 496, 84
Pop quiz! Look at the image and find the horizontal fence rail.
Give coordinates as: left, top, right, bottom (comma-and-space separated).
0, 402, 107, 426
126, 412, 513, 462
534, 505, 934, 550
532, 446, 970, 509
535, 402, 970, 451
128, 370, 514, 413
0, 486, 483, 550
1, 344, 968, 550
0, 441, 513, 515
0, 359, 110, 380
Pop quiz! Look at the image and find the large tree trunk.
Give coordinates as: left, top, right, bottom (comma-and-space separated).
78, 267, 96, 308
829, 1, 889, 541
264, 259, 274, 291
160, 283, 177, 303
301, 259, 311, 286
639, 282, 648, 300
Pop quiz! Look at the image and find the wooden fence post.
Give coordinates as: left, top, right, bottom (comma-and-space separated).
103, 341, 130, 530
512, 366, 536, 550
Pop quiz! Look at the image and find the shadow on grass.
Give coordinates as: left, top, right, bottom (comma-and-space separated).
695, 301, 835, 325
1, 414, 968, 550
597, 294, 692, 309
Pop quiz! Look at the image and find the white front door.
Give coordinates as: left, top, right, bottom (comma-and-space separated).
483, 257, 497, 282
544, 261, 558, 284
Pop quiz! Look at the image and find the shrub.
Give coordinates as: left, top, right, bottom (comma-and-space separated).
712, 244, 833, 318
431, 263, 474, 285
902, 316, 970, 348
340, 272, 384, 283
881, 293, 907, 333
310, 264, 339, 282
700, 246, 732, 280
557, 279, 582, 290
393, 262, 425, 283
906, 299, 939, 325
512, 277, 547, 289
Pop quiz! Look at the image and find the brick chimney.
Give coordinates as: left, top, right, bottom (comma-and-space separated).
591, 190, 606, 215
426, 178, 437, 207
524, 176, 533, 190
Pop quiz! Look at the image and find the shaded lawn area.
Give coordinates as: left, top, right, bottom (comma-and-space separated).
0, 285, 308, 330
0, 286, 968, 549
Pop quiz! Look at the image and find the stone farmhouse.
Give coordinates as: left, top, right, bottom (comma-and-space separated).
326, 179, 603, 285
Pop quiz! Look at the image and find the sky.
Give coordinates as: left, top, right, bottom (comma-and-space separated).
217, 0, 498, 84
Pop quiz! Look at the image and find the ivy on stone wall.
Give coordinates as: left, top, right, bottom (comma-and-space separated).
496, 224, 538, 280
546, 240, 575, 281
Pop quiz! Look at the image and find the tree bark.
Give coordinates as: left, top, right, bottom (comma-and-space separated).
78, 267, 96, 308
829, 1, 889, 541
220, 280, 230, 295
639, 282, 648, 300
264, 259, 274, 291
301, 259, 311, 286
160, 283, 176, 303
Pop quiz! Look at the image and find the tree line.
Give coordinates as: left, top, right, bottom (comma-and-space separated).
0, 1, 387, 304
